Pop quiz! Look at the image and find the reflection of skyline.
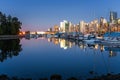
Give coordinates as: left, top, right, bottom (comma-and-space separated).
109, 50, 117, 57
60, 39, 72, 50
104, 46, 119, 57
48, 38, 73, 50
0, 38, 119, 79
52, 38, 59, 45
47, 38, 120, 56
48, 38, 52, 42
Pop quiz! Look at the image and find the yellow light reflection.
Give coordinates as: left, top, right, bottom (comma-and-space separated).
94, 44, 98, 49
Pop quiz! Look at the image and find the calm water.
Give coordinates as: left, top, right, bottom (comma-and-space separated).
0, 38, 120, 80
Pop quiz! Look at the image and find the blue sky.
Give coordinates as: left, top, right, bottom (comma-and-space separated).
0, 0, 120, 31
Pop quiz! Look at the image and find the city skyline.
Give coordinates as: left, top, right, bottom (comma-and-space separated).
0, 0, 120, 31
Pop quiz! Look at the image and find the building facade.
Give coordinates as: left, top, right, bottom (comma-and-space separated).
110, 11, 117, 23
60, 20, 69, 33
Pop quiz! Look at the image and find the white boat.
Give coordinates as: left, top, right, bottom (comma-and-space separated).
68, 32, 84, 40
84, 39, 100, 44
102, 37, 120, 43
83, 34, 96, 40
78, 35, 84, 41
101, 32, 120, 46
76, 33, 84, 41
101, 39, 120, 46
83, 34, 100, 43
83, 34, 90, 40
84, 39, 95, 43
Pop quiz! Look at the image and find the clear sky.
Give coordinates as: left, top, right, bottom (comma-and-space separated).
0, 0, 120, 31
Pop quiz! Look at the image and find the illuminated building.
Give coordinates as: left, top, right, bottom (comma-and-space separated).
110, 11, 117, 23
100, 17, 108, 33
75, 24, 80, 32
53, 25, 59, 32
117, 18, 120, 24
60, 20, 69, 33
100, 17, 107, 24
79, 21, 86, 34
68, 22, 74, 32
87, 20, 99, 34
48, 28, 52, 32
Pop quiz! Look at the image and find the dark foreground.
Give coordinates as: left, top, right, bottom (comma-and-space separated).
1, 73, 120, 80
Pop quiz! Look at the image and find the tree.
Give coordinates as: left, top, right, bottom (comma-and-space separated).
0, 12, 22, 35
11, 17, 22, 35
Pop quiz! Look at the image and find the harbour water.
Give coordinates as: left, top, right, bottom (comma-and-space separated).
0, 38, 120, 80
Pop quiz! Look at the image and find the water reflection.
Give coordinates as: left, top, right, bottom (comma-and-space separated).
48, 37, 120, 55
104, 46, 119, 57
46, 38, 120, 79
60, 39, 73, 49
0, 37, 120, 79
0, 39, 22, 62
49, 37, 101, 51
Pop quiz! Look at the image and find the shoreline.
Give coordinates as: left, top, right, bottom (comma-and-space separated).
0, 35, 20, 40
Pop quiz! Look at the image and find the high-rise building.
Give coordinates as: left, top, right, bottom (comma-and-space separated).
117, 18, 120, 24
48, 28, 52, 32
100, 17, 107, 27
68, 22, 74, 32
75, 24, 80, 32
99, 17, 108, 33
110, 11, 117, 23
79, 21, 86, 34
53, 25, 59, 32
60, 20, 69, 33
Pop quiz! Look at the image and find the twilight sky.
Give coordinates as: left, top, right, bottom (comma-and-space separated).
0, 0, 120, 31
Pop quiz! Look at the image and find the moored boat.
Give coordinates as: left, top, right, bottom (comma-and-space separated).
101, 32, 120, 45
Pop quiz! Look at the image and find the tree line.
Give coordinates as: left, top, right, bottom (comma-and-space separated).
0, 12, 22, 35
